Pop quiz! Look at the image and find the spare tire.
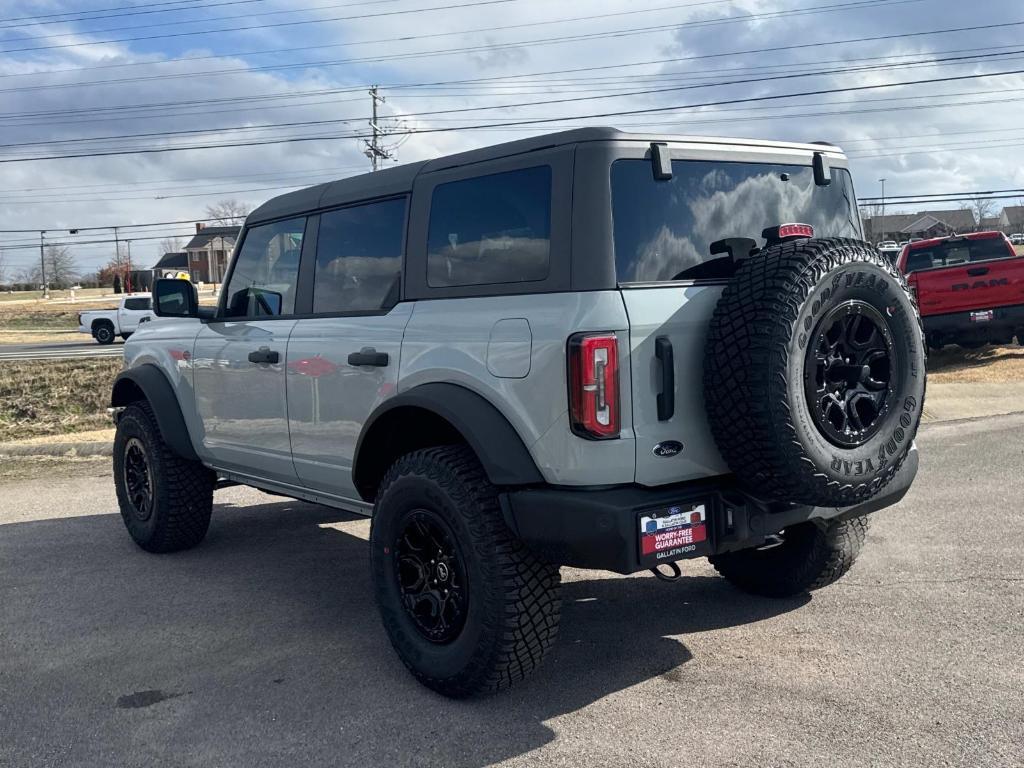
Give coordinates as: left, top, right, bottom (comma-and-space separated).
704, 237, 926, 507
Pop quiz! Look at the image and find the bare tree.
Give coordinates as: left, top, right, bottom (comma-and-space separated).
42, 244, 80, 289
157, 236, 184, 257
0, 248, 7, 287
204, 198, 251, 225
962, 196, 996, 232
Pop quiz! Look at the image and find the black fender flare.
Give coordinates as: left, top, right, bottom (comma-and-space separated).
353, 382, 543, 500
111, 365, 199, 461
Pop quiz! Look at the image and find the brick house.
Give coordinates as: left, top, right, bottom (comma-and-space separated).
184, 224, 240, 284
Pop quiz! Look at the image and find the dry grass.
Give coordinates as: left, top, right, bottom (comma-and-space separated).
927, 344, 1024, 383
0, 358, 121, 442
0, 330, 82, 344
0, 301, 119, 329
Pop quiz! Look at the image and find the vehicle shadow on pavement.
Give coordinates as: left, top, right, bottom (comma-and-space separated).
1, 496, 808, 768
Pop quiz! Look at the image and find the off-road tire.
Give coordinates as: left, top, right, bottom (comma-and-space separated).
113, 401, 215, 553
370, 446, 561, 698
704, 238, 926, 507
710, 516, 869, 597
93, 322, 115, 345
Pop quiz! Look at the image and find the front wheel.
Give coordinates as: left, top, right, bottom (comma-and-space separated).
709, 517, 869, 598
370, 446, 561, 698
113, 402, 215, 553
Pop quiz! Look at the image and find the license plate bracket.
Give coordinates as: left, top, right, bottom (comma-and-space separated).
638, 502, 710, 566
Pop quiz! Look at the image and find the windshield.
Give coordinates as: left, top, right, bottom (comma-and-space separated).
611, 159, 861, 283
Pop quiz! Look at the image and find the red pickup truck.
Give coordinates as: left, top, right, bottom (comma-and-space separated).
897, 231, 1024, 349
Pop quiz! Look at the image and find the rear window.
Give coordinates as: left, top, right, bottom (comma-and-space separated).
904, 237, 1011, 273
427, 166, 551, 287
123, 297, 151, 311
611, 159, 860, 283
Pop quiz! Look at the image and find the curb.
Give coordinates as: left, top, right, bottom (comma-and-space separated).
0, 442, 112, 458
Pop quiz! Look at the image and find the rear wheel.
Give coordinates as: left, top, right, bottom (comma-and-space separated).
113, 402, 215, 553
93, 323, 115, 345
710, 517, 869, 597
370, 446, 561, 697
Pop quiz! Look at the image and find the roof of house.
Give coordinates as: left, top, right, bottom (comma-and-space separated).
867, 209, 976, 234
151, 251, 188, 270
1002, 205, 1024, 225
184, 226, 240, 250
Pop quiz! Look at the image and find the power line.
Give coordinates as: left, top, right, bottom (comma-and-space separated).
1, 46, 1021, 159
861, 188, 1024, 201
1, 63, 1023, 166
0, 0, 519, 53
0, 0, 926, 90
0, 0, 223, 26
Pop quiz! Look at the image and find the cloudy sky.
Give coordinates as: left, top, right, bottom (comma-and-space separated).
0, 0, 1021, 276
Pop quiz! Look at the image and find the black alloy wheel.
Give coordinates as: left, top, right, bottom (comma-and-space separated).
122, 436, 154, 521
394, 509, 468, 644
804, 300, 897, 448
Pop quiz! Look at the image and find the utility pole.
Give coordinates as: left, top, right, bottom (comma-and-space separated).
39, 230, 48, 298
125, 239, 133, 293
363, 85, 395, 172
878, 178, 887, 242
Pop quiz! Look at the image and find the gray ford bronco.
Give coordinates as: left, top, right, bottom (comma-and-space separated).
111, 128, 925, 697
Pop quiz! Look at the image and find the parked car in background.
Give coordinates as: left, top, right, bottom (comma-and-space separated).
898, 232, 1024, 349
78, 293, 153, 344
878, 243, 901, 263
1009, 233, 1024, 246
877, 240, 898, 249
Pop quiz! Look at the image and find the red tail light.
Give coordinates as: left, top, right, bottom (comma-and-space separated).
568, 332, 620, 440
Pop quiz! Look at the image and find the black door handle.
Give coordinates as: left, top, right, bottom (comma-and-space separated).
655, 335, 675, 421
967, 266, 989, 276
348, 347, 389, 367
248, 346, 279, 364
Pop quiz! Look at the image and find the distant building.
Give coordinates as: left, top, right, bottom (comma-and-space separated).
183, 224, 240, 283
1000, 206, 1024, 234
863, 209, 976, 242
151, 251, 188, 279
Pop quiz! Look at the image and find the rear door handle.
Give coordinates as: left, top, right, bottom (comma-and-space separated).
967, 266, 989, 276
654, 335, 675, 421
248, 346, 279, 365
348, 347, 389, 367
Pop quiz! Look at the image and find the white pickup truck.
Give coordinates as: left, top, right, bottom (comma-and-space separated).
78, 294, 153, 345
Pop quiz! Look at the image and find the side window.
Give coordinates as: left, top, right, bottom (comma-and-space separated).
426, 166, 551, 288
313, 198, 406, 314
223, 217, 305, 318
123, 298, 151, 311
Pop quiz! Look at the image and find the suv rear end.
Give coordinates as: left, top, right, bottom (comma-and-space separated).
897, 231, 1024, 349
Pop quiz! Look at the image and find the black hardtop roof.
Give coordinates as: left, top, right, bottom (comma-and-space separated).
247, 127, 843, 225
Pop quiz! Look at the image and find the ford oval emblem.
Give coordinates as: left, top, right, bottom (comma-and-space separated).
652, 440, 683, 458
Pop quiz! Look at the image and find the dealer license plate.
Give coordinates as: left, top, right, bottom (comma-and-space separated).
638, 503, 709, 566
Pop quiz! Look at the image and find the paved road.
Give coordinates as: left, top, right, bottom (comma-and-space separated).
1, 415, 1022, 767
0, 338, 123, 361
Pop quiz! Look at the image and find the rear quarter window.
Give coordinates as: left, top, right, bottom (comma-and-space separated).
426, 166, 551, 287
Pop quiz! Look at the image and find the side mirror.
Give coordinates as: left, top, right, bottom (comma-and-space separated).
154, 278, 199, 318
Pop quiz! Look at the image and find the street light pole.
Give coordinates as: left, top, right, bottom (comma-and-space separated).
125, 239, 133, 292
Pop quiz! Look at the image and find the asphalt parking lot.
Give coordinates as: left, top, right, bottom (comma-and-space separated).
2, 414, 1022, 768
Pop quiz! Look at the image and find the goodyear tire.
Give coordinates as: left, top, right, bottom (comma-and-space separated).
370, 446, 561, 698
704, 238, 926, 507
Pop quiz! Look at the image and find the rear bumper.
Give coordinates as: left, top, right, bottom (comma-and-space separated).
923, 303, 1024, 344
502, 446, 918, 575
